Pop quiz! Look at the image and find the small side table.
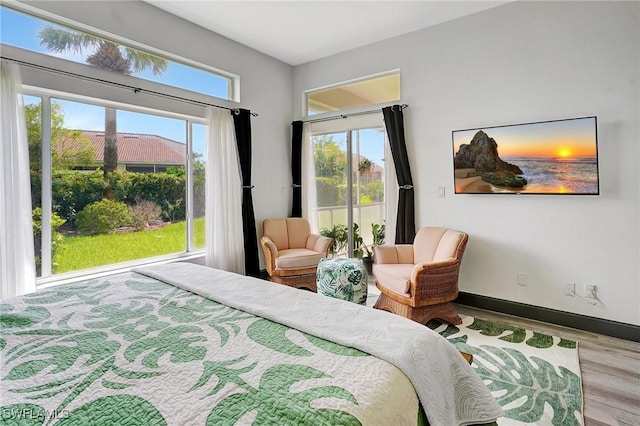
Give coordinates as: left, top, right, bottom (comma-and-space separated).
316, 257, 368, 305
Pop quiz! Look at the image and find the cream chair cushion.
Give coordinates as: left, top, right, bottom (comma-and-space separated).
275, 249, 325, 270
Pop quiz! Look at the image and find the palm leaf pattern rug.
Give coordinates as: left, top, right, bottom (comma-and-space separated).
427, 315, 583, 426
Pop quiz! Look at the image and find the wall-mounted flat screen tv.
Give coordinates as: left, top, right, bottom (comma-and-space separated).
452, 116, 599, 195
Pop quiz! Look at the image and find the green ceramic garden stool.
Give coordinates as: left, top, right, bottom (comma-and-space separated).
316, 258, 368, 305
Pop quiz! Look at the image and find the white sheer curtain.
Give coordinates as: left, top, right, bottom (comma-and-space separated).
204, 107, 245, 274
0, 60, 36, 300
300, 123, 320, 232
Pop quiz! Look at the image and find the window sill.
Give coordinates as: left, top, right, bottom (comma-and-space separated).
36, 251, 205, 290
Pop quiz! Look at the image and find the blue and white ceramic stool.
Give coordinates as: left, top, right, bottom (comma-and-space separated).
316, 257, 368, 305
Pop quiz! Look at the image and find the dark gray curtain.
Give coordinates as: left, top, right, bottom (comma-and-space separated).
232, 109, 260, 277
291, 120, 303, 217
382, 105, 415, 244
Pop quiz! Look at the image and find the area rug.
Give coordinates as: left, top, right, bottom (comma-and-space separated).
427, 315, 584, 426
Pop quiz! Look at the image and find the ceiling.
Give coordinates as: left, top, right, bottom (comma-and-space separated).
146, 1, 510, 66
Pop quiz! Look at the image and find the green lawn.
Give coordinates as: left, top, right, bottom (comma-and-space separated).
54, 218, 205, 273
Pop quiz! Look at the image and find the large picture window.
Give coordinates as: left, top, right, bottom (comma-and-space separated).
26, 91, 206, 280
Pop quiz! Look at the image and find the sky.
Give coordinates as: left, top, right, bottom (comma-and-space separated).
452, 117, 598, 159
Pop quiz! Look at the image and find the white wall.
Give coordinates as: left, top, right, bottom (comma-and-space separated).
17, 1, 296, 269
294, 1, 640, 325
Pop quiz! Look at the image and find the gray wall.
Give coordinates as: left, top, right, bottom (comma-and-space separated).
294, 1, 639, 325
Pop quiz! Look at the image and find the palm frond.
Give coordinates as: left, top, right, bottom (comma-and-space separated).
38, 27, 101, 55
123, 48, 169, 76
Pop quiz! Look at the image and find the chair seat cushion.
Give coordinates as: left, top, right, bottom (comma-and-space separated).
372, 264, 414, 296
275, 249, 325, 270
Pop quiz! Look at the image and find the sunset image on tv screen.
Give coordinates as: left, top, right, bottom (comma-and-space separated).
452, 116, 599, 195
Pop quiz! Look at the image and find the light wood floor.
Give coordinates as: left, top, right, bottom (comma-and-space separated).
366, 285, 640, 426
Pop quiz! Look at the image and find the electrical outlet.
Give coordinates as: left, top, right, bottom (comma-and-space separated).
565, 283, 575, 296
517, 273, 527, 286
585, 284, 597, 299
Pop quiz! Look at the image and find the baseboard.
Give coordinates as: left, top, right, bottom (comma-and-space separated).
456, 292, 640, 343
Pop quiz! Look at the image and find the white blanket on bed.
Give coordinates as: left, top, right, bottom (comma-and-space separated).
134, 262, 503, 426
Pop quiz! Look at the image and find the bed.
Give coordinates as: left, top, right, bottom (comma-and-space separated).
1, 262, 502, 425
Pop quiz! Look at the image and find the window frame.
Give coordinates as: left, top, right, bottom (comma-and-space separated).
304, 70, 401, 117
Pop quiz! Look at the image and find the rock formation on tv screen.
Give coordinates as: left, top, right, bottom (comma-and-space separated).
454, 131, 527, 188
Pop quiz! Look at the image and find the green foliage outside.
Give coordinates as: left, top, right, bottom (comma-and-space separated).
29, 169, 202, 224
25, 101, 96, 172
49, 170, 107, 222
111, 171, 187, 221
362, 181, 384, 203
313, 135, 346, 177
313, 136, 384, 207
32, 208, 66, 274
75, 199, 134, 234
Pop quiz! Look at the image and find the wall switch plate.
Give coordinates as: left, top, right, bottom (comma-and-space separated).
438, 186, 446, 198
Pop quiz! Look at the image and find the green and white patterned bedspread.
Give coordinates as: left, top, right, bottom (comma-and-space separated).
1, 263, 502, 425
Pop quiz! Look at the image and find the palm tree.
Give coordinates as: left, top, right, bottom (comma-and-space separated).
38, 27, 168, 185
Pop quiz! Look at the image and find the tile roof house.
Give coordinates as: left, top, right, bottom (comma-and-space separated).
67, 131, 186, 173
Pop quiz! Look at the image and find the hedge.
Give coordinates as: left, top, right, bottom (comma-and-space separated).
111, 172, 186, 221
31, 170, 194, 224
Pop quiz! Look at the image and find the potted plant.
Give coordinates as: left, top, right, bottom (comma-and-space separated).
357, 158, 373, 174
320, 224, 348, 257
361, 242, 374, 274
361, 222, 385, 274
372, 222, 385, 246
320, 223, 366, 259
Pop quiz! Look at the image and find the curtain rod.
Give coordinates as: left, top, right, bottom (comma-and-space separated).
295, 104, 408, 124
1, 56, 259, 117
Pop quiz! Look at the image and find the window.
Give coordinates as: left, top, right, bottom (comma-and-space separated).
27, 92, 206, 279
1, 5, 235, 100
306, 72, 400, 115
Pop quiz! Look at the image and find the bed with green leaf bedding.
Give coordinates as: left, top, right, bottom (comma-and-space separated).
1, 262, 502, 425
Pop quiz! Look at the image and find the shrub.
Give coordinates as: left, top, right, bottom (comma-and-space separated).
32, 207, 66, 274
111, 171, 186, 220
315, 177, 340, 207
75, 199, 133, 234
362, 181, 384, 203
130, 198, 163, 231
51, 170, 107, 222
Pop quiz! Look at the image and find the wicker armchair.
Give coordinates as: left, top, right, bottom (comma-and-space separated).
260, 218, 333, 291
372, 227, 468, 325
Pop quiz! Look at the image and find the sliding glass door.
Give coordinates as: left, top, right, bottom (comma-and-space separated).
309, 115, 387, 257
